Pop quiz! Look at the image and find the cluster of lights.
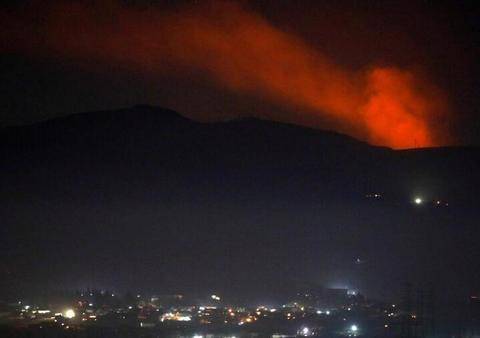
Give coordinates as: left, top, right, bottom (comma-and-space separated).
366, 192, 450, 207
17, 291, 388, 334
414, 196, 449, 206
160, 312, 192, 322
316, 309, 330, 315
238, 313, 258, 325
301, 327, 310, 336
210, 294, 221, 301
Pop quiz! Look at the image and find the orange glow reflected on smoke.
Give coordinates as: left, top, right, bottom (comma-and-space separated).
361, 68, 439, 148
1, 2, 450, 148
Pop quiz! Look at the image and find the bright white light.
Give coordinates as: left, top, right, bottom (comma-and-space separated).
64, 309, 76, 319
302, 327, 310, 336
326, 310, 330, 315
414, 197, 423, 205
193, 335, 203, 338
350, 325, 358, 332
316, 310, 323, 314
161, 312, 192, 322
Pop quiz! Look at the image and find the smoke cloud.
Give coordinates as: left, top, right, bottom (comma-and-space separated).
2, 1, 450, 148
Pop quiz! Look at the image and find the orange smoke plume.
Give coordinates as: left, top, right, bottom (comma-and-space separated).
1, 1, 450, 148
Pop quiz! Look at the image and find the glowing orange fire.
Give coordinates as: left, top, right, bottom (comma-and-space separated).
1, 1, 451, 148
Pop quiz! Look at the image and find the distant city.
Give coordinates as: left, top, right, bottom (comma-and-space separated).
2, 0, 480, 336
1, 284, 479, 338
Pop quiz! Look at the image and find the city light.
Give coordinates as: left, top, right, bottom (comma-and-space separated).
414, 197, 423, 205
2, 287, 453, 335
161, 312, 192, 322
37, 310, 50, 314
64, 309, 76, 319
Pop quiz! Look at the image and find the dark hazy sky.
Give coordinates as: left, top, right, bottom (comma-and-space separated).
1, 2, 480, 302
1, 0, 479, 147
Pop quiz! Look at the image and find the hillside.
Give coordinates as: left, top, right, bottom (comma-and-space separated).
1, 105, 479, 301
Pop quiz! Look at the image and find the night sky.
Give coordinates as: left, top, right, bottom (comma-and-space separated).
1, 1, 480, 304
1, 0, 479, 147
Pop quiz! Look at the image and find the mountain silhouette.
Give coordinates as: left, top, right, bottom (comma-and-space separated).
1, 105, 479, 301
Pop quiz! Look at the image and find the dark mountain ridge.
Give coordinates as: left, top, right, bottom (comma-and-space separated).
1, 105, 479, 301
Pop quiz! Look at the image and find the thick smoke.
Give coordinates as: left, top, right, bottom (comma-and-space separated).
2, 1, 450, 148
